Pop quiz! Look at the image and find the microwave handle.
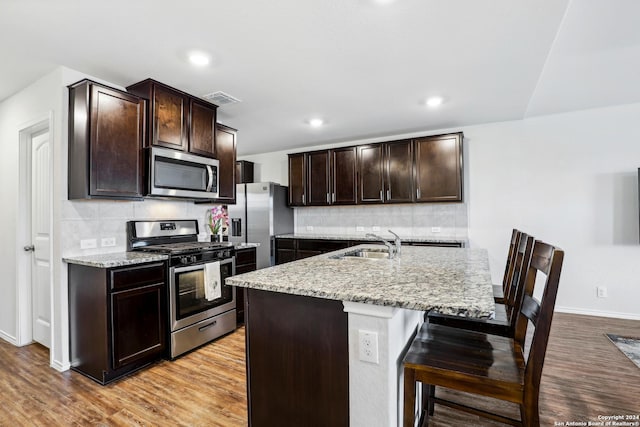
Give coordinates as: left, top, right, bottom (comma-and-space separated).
206, 165, 214, 192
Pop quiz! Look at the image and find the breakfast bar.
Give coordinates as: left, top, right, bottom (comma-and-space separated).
226, 244, 494, 427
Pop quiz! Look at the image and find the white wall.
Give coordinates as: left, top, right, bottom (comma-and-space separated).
0, 68, 64, 348
0, 67, 217, 371
241, 104, 640, 320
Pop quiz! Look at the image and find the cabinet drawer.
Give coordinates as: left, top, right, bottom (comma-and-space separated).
276, 238, 295, 250
236, 264, 257, 275
235, 248, 256, 265
110, 263, 166, 291
297, 239, 349, 253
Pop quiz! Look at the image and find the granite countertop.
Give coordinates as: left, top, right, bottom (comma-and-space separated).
276, 233, 466, 245
63, 252, 168, 268
226, 244, 494, 318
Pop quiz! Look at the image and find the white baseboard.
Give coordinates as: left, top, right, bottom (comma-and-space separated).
0, 330, 18, 345
51, 358, 71, 373
556, 306, 640, 321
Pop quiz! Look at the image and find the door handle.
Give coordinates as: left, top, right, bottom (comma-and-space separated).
24, 245, 35, 252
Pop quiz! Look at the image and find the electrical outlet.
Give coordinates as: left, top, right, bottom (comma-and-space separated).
597, 286, 608, 298
101, 237, 116, 247
306, 226, 314, 232
372, 226, 381, 232
358, 330, 379, 364
80, 239, 97, 249
431, 227, 441, 233
356, 226, 365, 232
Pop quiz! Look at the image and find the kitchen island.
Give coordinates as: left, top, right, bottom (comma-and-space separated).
226, 244, 494, 427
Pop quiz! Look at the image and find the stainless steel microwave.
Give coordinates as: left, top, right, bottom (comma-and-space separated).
148, 146, 219, 199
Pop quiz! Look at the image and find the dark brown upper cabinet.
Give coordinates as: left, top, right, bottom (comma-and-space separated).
68, 79, 145, 200
189, 99, 217, 157
288, 147, 357, 206
357, 144, 384, 203
307, 150, 331, 205
384, 140, 414, 203
414, 133, 463, 202
288, 153, 306, 206
331, 147, 357, 205
126, 79, 218, 158
215, 124, 237, 202
288, 131, 463, 206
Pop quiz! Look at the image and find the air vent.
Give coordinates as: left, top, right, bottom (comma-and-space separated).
202, 91, 242, 106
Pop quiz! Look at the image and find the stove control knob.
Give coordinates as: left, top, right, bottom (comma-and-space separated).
224, 250, 231, 258
190, 255, 197, 263
180, 257, 188, 265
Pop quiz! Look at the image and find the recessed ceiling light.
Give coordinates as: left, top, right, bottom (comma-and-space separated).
426, 96, 444, 107
309, 118, 324, 127
188, 51, 211, 67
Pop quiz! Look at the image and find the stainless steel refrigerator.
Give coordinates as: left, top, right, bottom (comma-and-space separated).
228, 182, 294, 269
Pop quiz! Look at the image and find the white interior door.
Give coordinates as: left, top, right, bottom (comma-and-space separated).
30, 131, 51, 348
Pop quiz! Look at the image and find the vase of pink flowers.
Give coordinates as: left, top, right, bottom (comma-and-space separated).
206, 206, 228, 242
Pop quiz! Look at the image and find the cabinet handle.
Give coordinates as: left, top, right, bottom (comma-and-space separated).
302, 194, 305, 204
379, 190, 383, 200
326, 193, 330, 204
416, 188, 421, 199
332, 193, 336, 203
386, 189, 391, 200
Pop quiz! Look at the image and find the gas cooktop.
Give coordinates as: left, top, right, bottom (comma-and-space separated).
137, 241, 233, 255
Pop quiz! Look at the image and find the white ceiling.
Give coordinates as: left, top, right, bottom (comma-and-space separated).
1, 0, 639, 156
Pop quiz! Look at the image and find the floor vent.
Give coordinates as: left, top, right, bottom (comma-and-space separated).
203, 91, 242, 106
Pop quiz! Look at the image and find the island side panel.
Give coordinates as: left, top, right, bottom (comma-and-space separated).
245, 288, 349, 427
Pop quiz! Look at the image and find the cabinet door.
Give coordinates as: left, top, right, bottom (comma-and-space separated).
384, 140, 414, 203
88, 84, 144, 199
111, 283, 165, 369
357, 144, 384, 203
331, 147, 357, 204
307, 151, 331, 206
288, 153, 306, 206
215, 124, 237, 202
153, 85, 188, 151
414, 133, 463, 202
189, 100, 217, 157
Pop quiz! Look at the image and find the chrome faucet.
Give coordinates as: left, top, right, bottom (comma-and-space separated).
365, 233, 396, 258
388, 229, 401, 256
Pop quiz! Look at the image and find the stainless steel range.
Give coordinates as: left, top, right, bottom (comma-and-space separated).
127, 220, 236, 359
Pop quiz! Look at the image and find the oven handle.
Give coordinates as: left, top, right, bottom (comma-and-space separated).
170, 257, 234, 275
198, 320, 218, 332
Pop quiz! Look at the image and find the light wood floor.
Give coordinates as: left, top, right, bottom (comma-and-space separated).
0, 313, 638, 426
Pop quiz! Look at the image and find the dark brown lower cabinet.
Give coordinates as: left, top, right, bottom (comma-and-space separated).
274, 237, 464, 264
234, 247, 257, 324
245, 289, 349, 427
68, 261, 167, 384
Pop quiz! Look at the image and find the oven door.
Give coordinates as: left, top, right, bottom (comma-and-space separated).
169, 257, 235, 331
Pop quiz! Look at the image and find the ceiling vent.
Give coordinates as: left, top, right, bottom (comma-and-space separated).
203, 91, 242, 106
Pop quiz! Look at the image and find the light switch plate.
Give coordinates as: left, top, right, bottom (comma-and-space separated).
356, 226, 365, 232
431, 227, 441, 233
372, 226, 381, 232
101, 237, 116, 247
80, 239, 97, 249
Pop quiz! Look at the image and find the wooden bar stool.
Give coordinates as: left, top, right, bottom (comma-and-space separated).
403, 240, 564, 427
427, 232, 534, 337
493, 229, 521, 304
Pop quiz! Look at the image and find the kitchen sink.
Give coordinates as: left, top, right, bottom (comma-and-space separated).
331, 248, 390, 260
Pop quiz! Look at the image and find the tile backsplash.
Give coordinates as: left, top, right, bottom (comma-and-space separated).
294, 203, 468, 239
61, 199, 215, 257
